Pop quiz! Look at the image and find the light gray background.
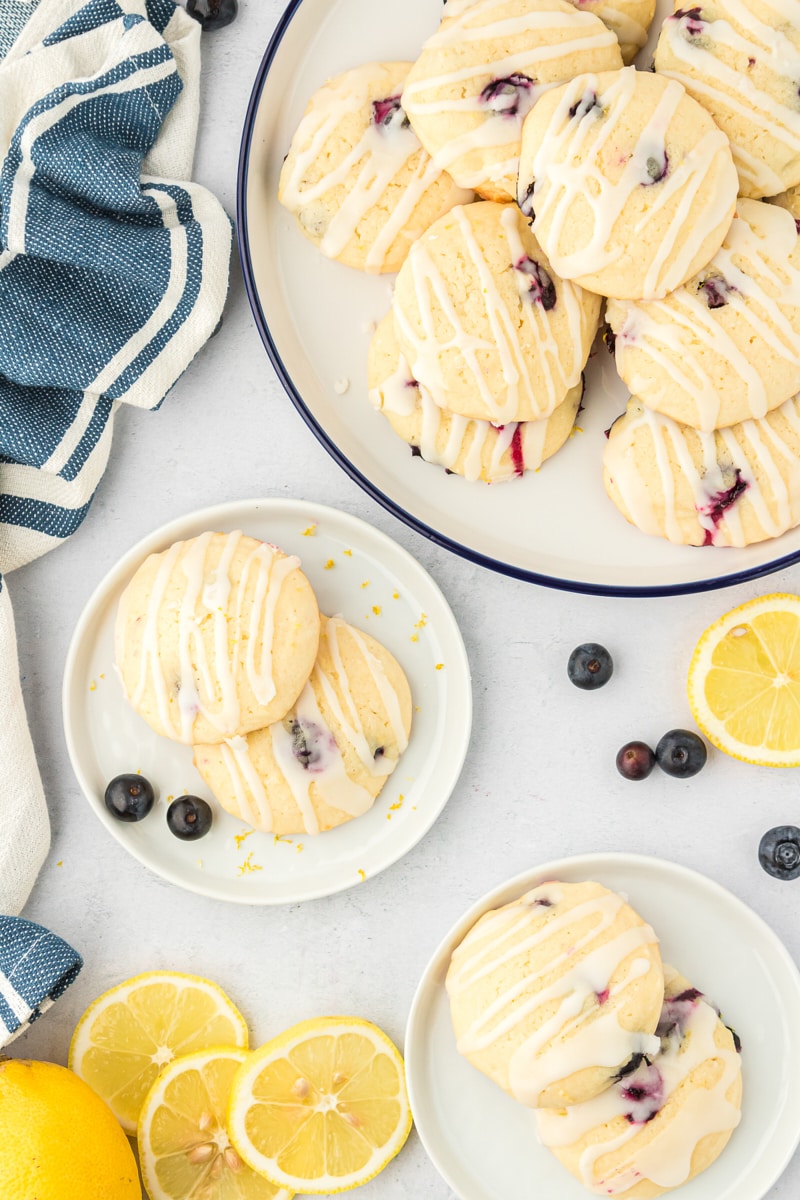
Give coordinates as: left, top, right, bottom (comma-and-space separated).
10, 2, 800, 1197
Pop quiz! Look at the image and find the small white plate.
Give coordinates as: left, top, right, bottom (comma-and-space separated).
62, 498, 471, 904
237, 0, 800, 596
405, 853, 800, 1200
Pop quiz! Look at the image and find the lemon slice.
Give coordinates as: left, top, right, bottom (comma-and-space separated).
138, 1047, 292, 1200
69, 971, 248, 1133
688, 593, 800, 766
227, 1017, 412, 1194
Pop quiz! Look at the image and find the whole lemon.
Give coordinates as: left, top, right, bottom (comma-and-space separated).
0, 1057, 140, 1199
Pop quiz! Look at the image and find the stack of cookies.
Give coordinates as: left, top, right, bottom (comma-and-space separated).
277, 0, 800, 545
115, 531, 412, 836
446, 879, 743, 1196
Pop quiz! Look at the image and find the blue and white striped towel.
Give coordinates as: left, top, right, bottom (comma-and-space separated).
0, 0, 232, 915
0, 915, 82, 1046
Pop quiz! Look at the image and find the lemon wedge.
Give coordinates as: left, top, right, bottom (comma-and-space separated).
69, 971, 248, 1133
227, 1017, 412, 1194
688, 593, 800, 766
138, 1047, 291, 1200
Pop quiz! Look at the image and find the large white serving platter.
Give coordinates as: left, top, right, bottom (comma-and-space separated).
404, 853, 800, 1200
62, 499, 471, 904
237, 0, 800, 596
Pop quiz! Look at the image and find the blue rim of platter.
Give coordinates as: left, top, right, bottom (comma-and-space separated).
236, 0, 800, 599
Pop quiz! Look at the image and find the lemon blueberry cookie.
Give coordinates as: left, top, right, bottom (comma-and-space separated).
770, 182, 800, 231
444, 0, 656, 65
392, 200, 601, 425
278, 61, 471, 273
402, 0, 622, 203
193, 616, 412, 837
535, 965, 742, 1198
367, 312, 583, 481
517, 66, 738, 300
603, 394, 800, 546
446, 880, 664, 1109
606, 199, 800, 431
654, 0, 800, 198
115, 531, 320, 745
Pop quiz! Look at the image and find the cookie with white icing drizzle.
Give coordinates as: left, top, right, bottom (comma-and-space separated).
444, 0, 656, 65
402, 0, 622, 203
517, 66, 738, 300
367, 311, 582, 481
277, 62, 471, 274
536, 964, 742, 1198
392, 200, 601, 425
654, 0, 800, 199
446, 880, 664, 1109
115, 532, 320, 745
192, 616, 411, 837
606, 199, 800, 431
770, 182, 800, 231
603, 393, 800, 546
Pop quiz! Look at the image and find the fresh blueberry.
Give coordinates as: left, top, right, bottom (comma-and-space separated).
758, 825, 800, 880
567, 643, 614, 689
616, 741, 656, 780
167, 796, 213, 840
655, 729, 708, 777
182, 0, 238, 30
104, 774, 155, 822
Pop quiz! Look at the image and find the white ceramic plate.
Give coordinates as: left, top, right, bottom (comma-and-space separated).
237, 0, 800, 596
405, 853, 800, 1200
62, 498, 471, 904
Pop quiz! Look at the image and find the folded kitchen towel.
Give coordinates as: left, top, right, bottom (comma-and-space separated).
0, 0, 232, 913
0, 914, 83, 1046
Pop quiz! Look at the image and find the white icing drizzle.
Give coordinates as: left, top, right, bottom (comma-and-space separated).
402, 0, 619, 194
206, 617, 408, 835
605, 396, 800, 545
525, 67, 737, 297
611, 201, 800, 430
656, 0, 800, 196
536, 975, 742, 1194
279, 67, 469, 272
370, 329, 579, 479
448, 886, 661, 1106
394, 204, 593, 423
124, 532, 300, 743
